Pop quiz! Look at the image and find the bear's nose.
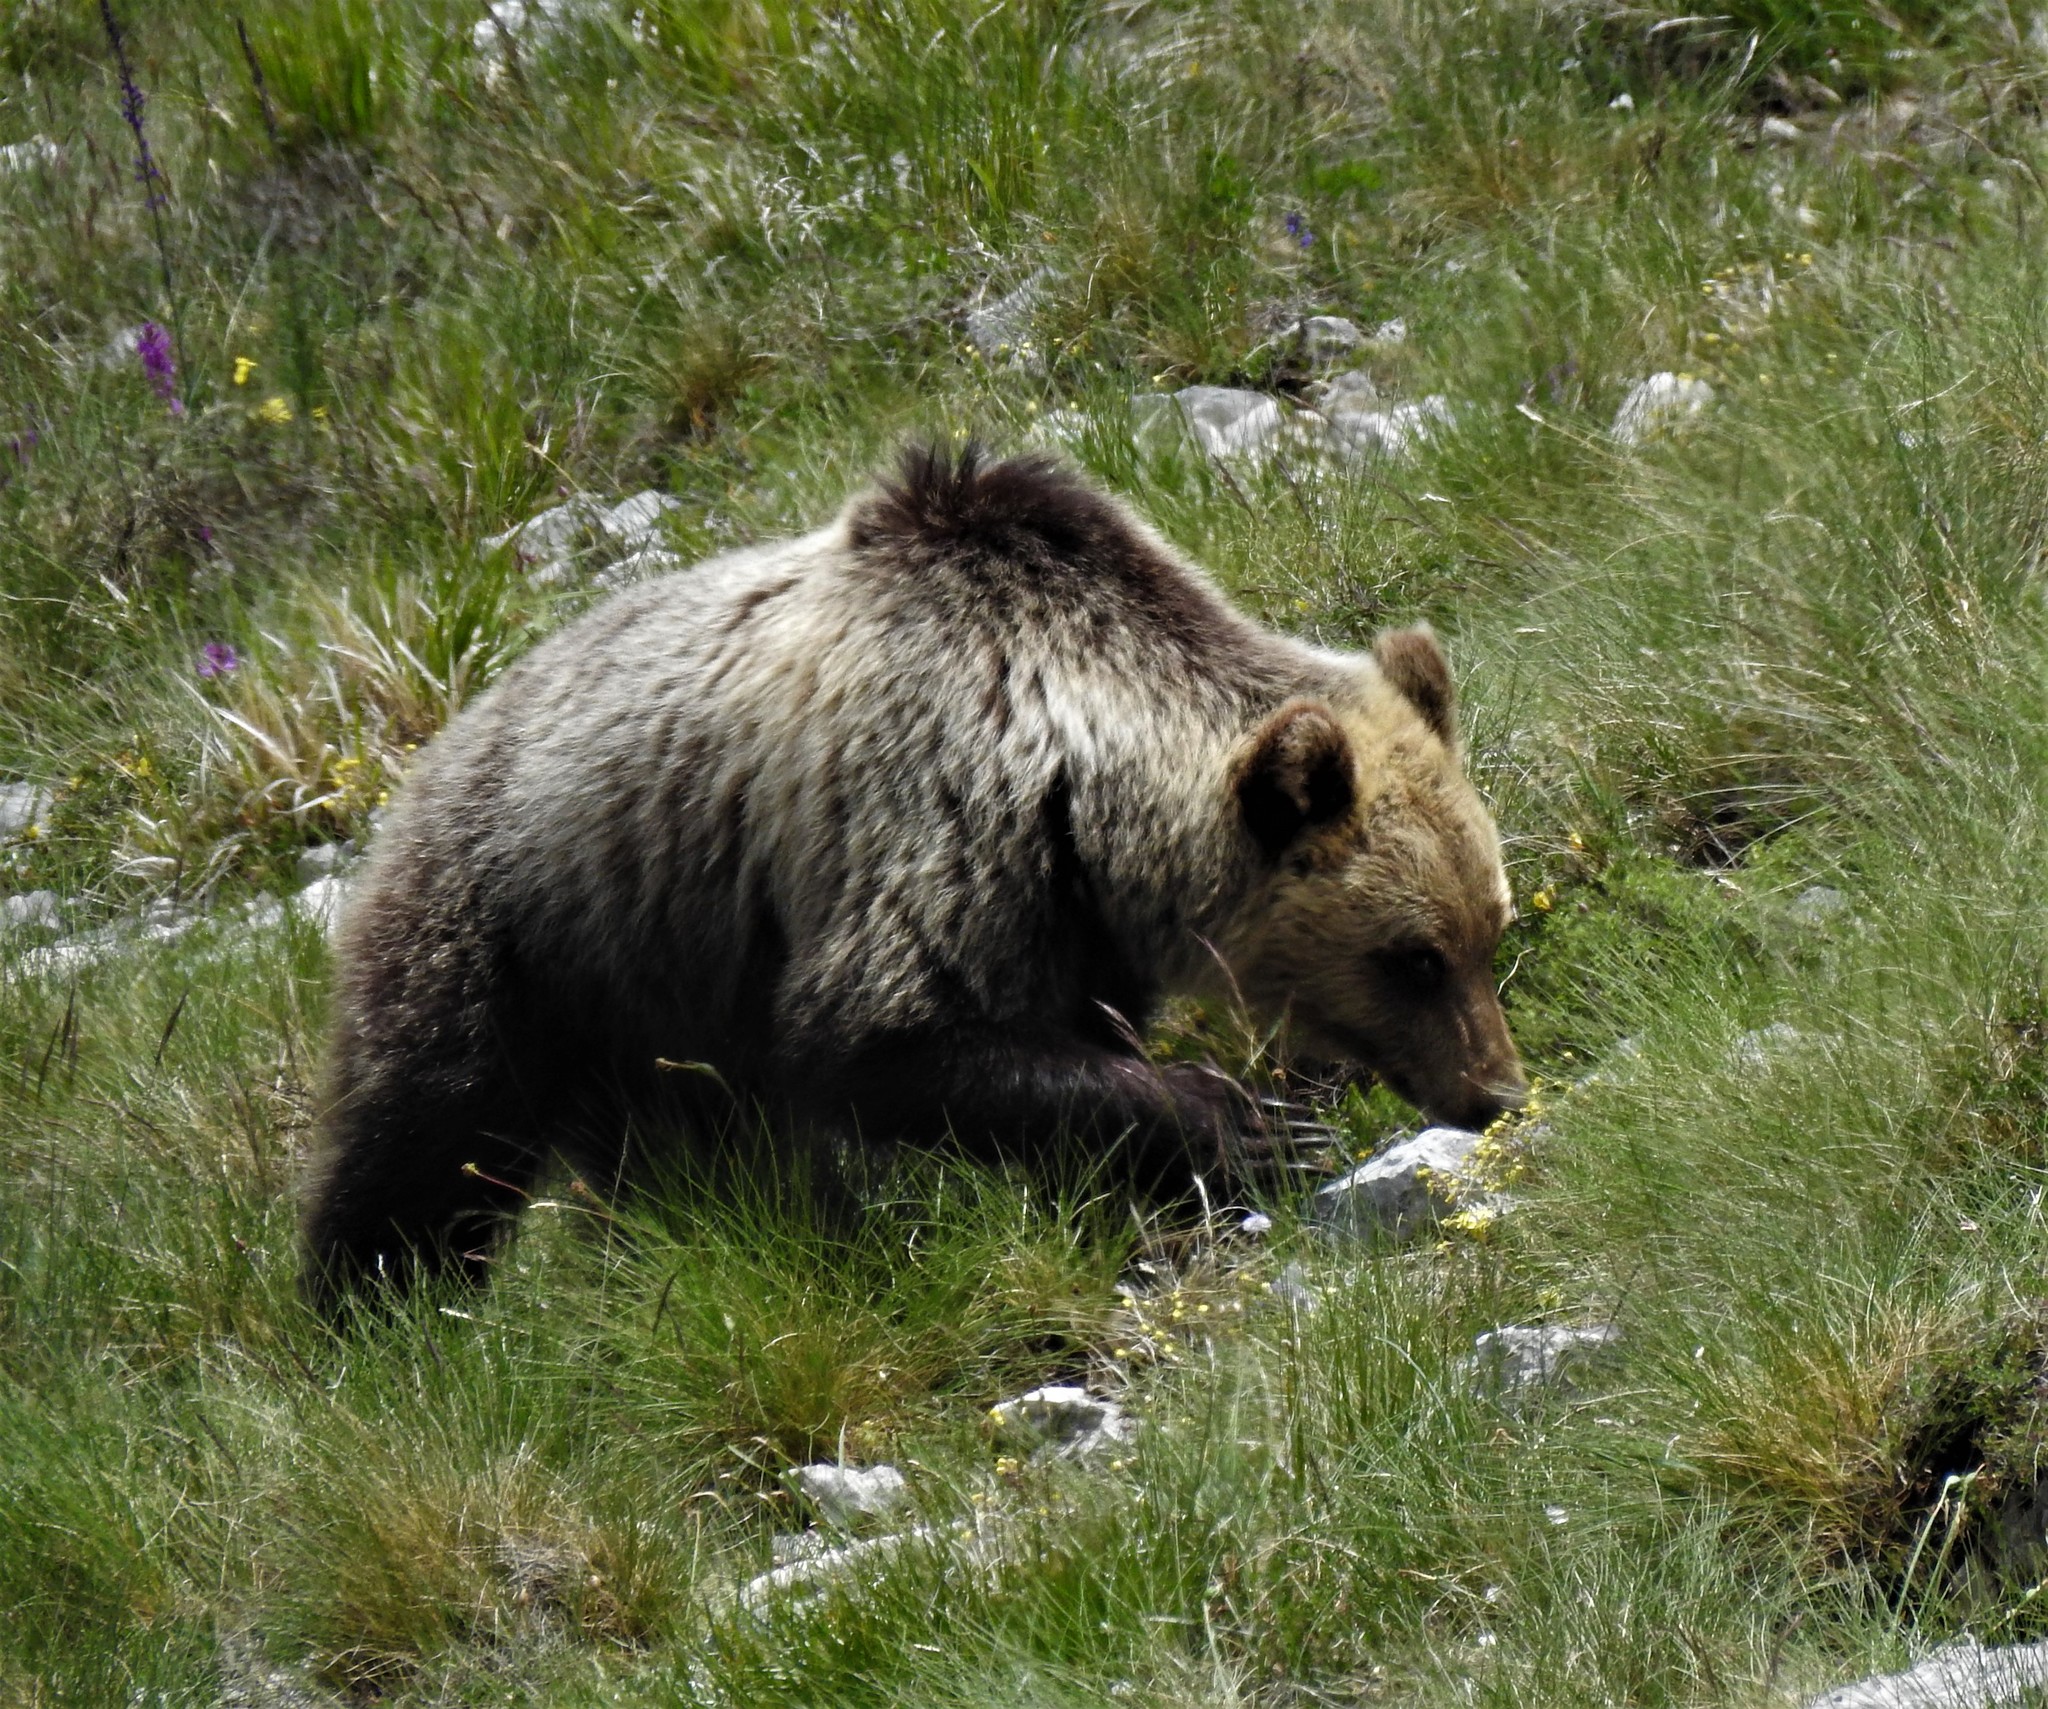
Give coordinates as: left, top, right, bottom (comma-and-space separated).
1449, 1070, 1527, 1133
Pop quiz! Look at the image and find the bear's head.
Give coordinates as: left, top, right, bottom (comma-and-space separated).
1218, 626, 1526, 1133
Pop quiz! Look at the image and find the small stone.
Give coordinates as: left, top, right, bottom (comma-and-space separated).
483, 495, 604, 567
599, 490, 682, 547
1315, 370, 1380, 413
292, 875, 351, 938
1267, 1261, 1318, 1312
988, 1386, 1134, 1458
1731, 1020, 1804, 1070
1366, 316, 1408, 346
1609, 92, 1634, 110
473, 0, 584, 56
1239, 1211, 1273, 1236
1294, 315, 1364, 368
1171, 386, 1289, 460
1, 890, 61, 932
1322, 394, 1454, 461
1786, 885, 1848, 924
1760, 116, 1803, 142
1311, 1127, 1487, 1242
1801, 1640, 2048, 1709
791, 1463, 912, 1529
0, 782, 47, 840
1465, 1325, 1622, 1402
0, 138, 58, 173
1544, 1505, 1570, 1525
296, 840, 356, 883
965, 270, 1051, 365
741, 1528, 923, 1609
1611, 372, 1714, 446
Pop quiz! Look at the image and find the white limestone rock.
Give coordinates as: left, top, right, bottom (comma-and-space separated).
0, 782, 48, 841
1611, 372, 1714, 446
988, 1385, 1135, 1459
291, 875, 352, 938
0, 137, 59, 174
1786, 885, 1849, 925
1311, 1126, 1488, 1242
1802, 1640, 2048, 1709
792, 1463, 912, 1530
1323, 394, 1454, 461
1292, 315, 1365, 368
1172, 386, 1290, 460
1, 890, 61, 932
965, 270, 1051, 365
1464, 1324, 1622, 1403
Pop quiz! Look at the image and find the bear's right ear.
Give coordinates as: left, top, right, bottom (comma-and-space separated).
1373, 624, 1456, 743
1233, 702, 1356, 856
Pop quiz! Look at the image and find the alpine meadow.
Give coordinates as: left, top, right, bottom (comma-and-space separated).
8, 0, 2048, 1703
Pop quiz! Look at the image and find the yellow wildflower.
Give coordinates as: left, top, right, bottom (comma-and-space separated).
232, 356, 256, 386
255, 395, 293, 425
1531, 888, 1554, 912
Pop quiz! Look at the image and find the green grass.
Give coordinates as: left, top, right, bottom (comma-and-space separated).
8, 0, 2048, 1701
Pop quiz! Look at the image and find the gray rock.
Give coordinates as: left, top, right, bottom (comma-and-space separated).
483, 495, 605, 566
484, 490, 678, 586
1311, 1126, 1487, 1241
1802, 1641, 2048, 1709
1366, 316, 1408, 346
792, 1463, 912, 1529
291, 874, 351, 938
0, 137, 59, 174
1, 890, 60, 932
1611, 372, 1714, 446
988, 1385, 1134, 1459
965, 270, 1051, 365
1787, 884, 1849, 924
1314, 370, 1380, 413
296, 840, 356, 883
1322, 394, 1454, 460
0, 782, 47, 840
1172, 386, 1289, 460
1267, 1260, 1319, 1312
1294, 315, 1364, 367
599, 490, 682, 547
473, 0, 586, 57
1732, 1020, 1805, 1070
1464, 1325, 1622, 1402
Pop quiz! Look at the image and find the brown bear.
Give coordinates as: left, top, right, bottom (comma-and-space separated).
303, 444, 1524, 1303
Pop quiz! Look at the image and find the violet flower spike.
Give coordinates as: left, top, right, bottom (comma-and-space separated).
136, 322, 183, 415
197, 641, 240, 680
99, 0, 167, 211
1284, 211, 1314, 250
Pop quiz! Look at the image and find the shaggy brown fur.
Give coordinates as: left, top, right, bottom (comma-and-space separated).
303, 445, 1523, 1303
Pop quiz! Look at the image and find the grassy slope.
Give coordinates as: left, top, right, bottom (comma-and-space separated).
6, 0, 2048, 1702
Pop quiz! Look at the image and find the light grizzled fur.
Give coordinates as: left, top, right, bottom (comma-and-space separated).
304, 446, 1522, 1302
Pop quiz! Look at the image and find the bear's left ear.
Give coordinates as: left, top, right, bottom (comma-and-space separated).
1234, 702, 1355, 856
1373, 625, 1456, 743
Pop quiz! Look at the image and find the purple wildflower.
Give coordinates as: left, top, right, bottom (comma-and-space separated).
98, 2, 183, 410
7, 430, 35, 463
1284, 211, 1314, 250
99, 0, 167, 209
135, 322, 183, 414
197, 641, 240, 679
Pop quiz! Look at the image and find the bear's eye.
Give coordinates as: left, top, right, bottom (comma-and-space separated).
1375, 944, 1448, 991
